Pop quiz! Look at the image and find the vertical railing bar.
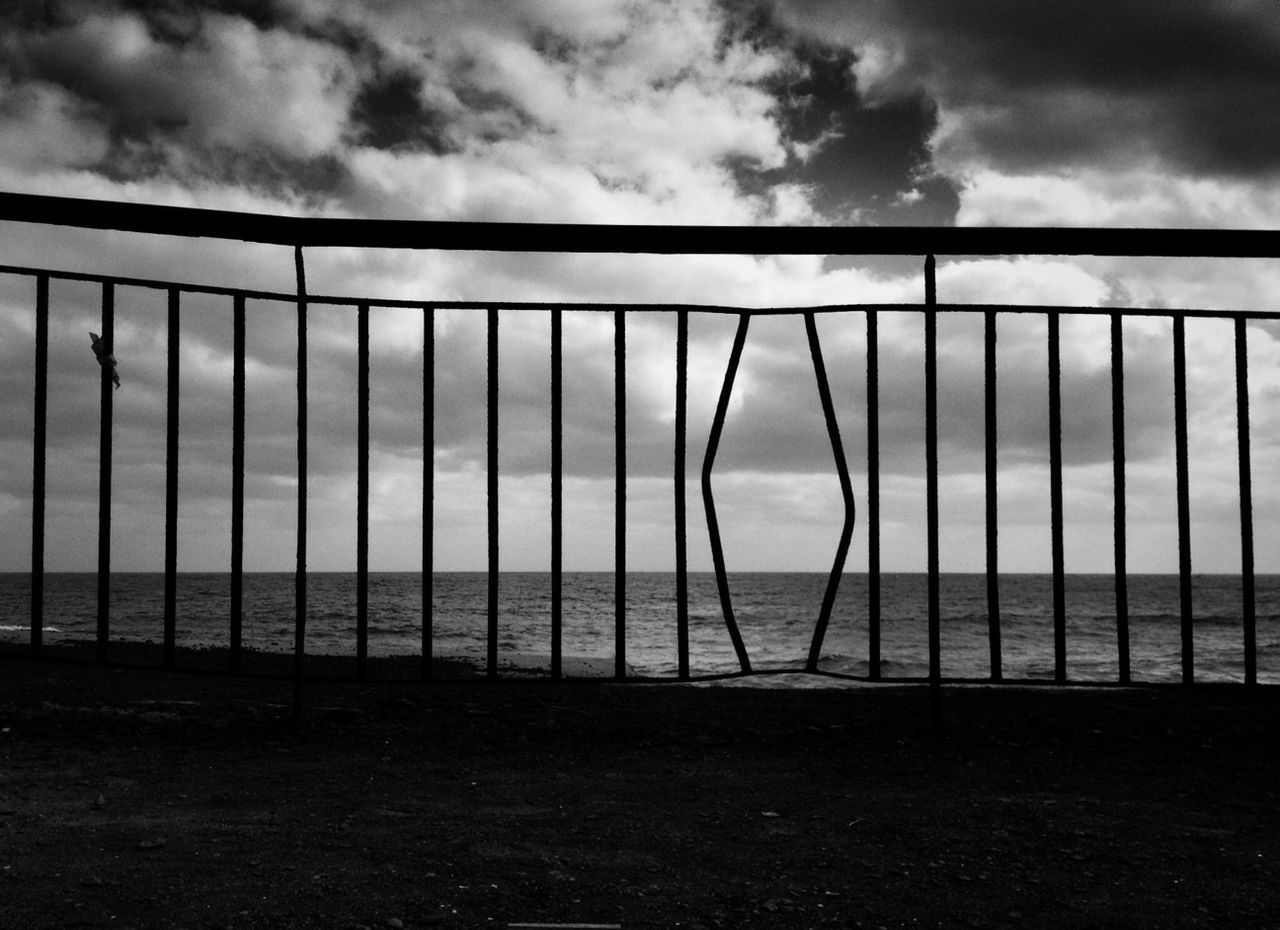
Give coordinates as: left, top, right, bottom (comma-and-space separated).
1048, 313, 1067, 683
31, 274, 48, 655
423, 306, 434, 680
1173, 314, 1194, 684
804, 312, 856, 672
866, 310, 881, 680
31, 275, 49, 653
924, 257, 940, 703
702, 313, 752, 674
293, 246, 308, 718
163, 287, 179, 669
487, 307, 499, 679
675, 310, 690, 680
356, 302, 370, 679
615, 308, 627, 680
231, 295, 245, 674
551, 309, 563, 679
97, 281, 114, 664
1111, 312, 1130, 684
984, 309, 1001, 681
1235, 316, 1256, 686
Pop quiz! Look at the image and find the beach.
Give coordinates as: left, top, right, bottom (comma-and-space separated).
2, 645, 1279, 929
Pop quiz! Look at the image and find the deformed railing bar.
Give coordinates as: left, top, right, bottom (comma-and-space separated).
163, 287, 179, 669
615, 309, 627, 679
804, 312, 856, 672
866, 310, 881, 680
1236, 317, 1257, 686
1173, 315, 1194, 684
97, 281, 114, 663
1048, 314, 1066, 683
357, 303, 370, 679
487, 307, 499, 679
551, 309, 563, 679
703, 314, 752, 674
293, 246, 308, 717
231, 295, 246, 673
675, 310, 690, 680
1111, 313, 1130, 683
984, 309, 1001, 680
30, 274, 48, 655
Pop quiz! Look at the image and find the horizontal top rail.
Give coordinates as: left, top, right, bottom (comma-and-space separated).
3, 191, 1280, 258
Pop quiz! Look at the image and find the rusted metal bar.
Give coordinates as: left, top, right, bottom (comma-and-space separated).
423, 306, 434, 680
30, 274, 48, 654
163, 287, 179, 669
1173, 315, 1194, 684
551, 309, 563, 679
675, 310, 689, 680
615, 309, 626, 679
97, 281, 114, 663
357, 302, 370, 679
1111, 313, 1130, 684
5, 192, 1280, 258
293, 246, 308, 717
231, 295, 245, 673
985, 309, 1001, 680
866, 310, 880, 680
804, 312, 856, 672
1236, 317, 1256, 686
487, 307, 499, 679
702, 314, 752, 674
1048, 314, 1066, 683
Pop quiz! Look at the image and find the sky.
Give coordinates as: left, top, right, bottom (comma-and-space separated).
1, 0, 1280, 575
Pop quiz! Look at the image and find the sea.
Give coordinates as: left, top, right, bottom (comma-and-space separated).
1, 572, 1277, 684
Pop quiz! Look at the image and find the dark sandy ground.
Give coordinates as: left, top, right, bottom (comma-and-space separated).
2, 644, 1280, 929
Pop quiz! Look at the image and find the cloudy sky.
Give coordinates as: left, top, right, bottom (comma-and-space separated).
2, 0, 1280, 575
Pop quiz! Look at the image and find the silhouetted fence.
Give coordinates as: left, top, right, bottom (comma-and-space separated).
3, 192, 1279, 693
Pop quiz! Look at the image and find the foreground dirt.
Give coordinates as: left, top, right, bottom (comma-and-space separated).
2, 653, 1279, 929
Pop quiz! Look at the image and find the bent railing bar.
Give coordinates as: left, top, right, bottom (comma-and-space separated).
615, 309, 627, 679
702, 314, 753, 674
293, 247, 308, 716
31, 274, 48, 655
675, 310, 690, 680
163, 287, 180, 669
231, 295, 246, 674
423, 306, 434, 680
487, 308, 499, 679
804, 312, 856, 672
1236, 317, 1257, 686
924, 257, 941, 693
97, 281, 114, 663
866, 310, 881, 680
1048, 314, 1067, 683
357, 303, 370, 679
985, 309, 1001, 680
1111, 313, 1130, 683
1173, 315, 1194, 684
551, 309, 563, 679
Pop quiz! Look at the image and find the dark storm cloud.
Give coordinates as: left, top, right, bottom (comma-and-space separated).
776, 0, 1280, 178
725, 5, 959, 224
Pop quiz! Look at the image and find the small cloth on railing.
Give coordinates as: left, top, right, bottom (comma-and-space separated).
88, 331, 121, 389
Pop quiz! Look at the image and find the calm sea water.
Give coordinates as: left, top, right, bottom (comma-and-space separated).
1, 572, 1277, 683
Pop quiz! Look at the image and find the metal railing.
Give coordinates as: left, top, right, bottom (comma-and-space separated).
3, 192, 1279, 697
